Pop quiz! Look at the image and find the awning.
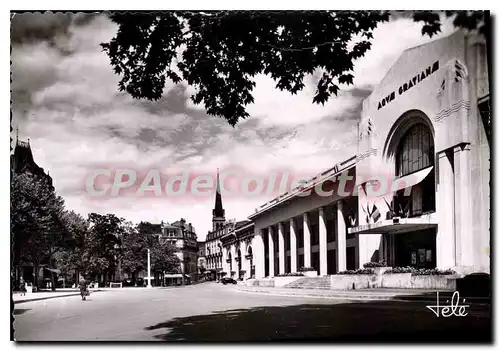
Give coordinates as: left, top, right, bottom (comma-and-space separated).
348, 216, 438, 235
359, 166, 433, 194
389, 166, 433, 194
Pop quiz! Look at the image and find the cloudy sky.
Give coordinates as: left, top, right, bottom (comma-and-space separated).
11, 12, 455, 240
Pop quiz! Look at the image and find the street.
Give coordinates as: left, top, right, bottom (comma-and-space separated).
13, 282, 491, 342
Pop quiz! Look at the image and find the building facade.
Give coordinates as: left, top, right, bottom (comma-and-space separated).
249, 30, 490, 279
220, 221, 255, 280
130, 219, 199, 285
197, 241, 207, 278
204, 170, 236, 280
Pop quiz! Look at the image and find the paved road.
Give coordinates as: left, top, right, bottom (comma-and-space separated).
13, 282, 491, 342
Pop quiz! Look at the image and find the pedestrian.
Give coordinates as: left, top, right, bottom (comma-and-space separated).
78, 277, 89, 300
19, 277, 27, 296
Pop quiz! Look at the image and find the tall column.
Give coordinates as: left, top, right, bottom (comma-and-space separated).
303, 213, 311, 268
454, 144, 473, 268
337, 200, 346, 272
290, 218, 297, 273
222, 246, 228, 277
231, 245, 237, 279
318, 207, 328, 276
268, 226, 275, 277
241, 241, 248, 279
254, 229, 265, 279
278, 223, 285, 275
436, 151, 456, 269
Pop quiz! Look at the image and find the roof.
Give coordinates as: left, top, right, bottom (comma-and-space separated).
234, 220, 251, 229
213, 169, 225, 218
220, 221, 255, 243
248, 155, 356, 220
11, 139, 53, 187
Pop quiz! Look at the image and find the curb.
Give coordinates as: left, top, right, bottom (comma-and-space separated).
234, 286, 395, 301
13, 290, 103, 304
234, 286, 491, 304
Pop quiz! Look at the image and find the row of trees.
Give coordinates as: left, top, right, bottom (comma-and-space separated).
11, 172, 180, 290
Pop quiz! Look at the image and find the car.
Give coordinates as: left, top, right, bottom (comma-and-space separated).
122, 278, 134, 287
221, 277, 237, 285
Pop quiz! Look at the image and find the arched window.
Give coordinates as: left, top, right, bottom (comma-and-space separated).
394, 123, 435, 217
395, 123, 434, 177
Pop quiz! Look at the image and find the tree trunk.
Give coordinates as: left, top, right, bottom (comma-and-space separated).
33, 264, 39, 290
51, 271, 56, 291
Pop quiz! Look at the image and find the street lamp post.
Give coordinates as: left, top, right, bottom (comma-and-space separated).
147, 249, 152, 288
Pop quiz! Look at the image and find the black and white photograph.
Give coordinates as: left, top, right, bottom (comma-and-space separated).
9, 8, 492, 342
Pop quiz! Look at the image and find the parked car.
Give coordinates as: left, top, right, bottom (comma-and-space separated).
122, 278, 134, 287
221, 277, 237, 285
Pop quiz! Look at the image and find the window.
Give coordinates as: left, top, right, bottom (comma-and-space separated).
394, 123, 435, 217
395, 123, 433, 177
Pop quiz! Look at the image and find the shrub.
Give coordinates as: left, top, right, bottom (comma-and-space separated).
363, 261, 387, 268
412, 268, 456, 276
299, 267, 316, 272
276, 272, 304, 277
384, 267, 456, 275
384, 266, 414, 274
337, 268, 375, 275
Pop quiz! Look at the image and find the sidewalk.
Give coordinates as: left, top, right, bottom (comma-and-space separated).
13, 289, 102, 304
233, 285, 481, 302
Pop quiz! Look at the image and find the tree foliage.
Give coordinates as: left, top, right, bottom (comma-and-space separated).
102, 10, 489, 127
11, 173, 67, 286
149, 239, 180, 273
82, 213, 124, 278
120, 221, 181, 277
53, 211, 90, 280
11, 175, 181, 286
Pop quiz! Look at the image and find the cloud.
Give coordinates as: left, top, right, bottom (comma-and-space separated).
11, 13, 458, 240
352, 14, 456, 87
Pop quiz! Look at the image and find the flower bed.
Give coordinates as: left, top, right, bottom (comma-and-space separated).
337, 268, 375, 275
363, 261, 387, 268
381, 267, 457, 289
384, 267, 456, 275
275, 272, 304, 277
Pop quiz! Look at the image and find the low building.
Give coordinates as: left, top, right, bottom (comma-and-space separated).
248, 29, 490, 279
220, 221, 255, 280
127, 219, 199, 286
163, 219, 199, 284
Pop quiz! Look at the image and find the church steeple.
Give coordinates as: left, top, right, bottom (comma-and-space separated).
212, 169, 225, 231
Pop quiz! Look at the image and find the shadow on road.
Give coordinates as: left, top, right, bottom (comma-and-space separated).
144, 300, 491, 343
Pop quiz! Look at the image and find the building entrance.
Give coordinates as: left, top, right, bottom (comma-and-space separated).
393, 228, 436, 269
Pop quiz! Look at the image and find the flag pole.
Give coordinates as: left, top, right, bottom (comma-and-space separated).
147, 249, 152, 288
